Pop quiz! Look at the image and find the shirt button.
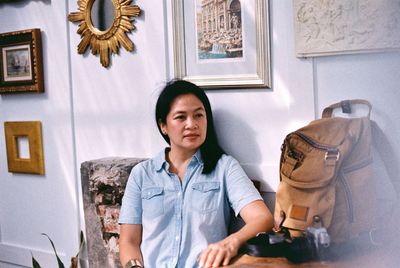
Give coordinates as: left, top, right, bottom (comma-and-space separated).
175, 236, 179, 241
177, 192, 181, 196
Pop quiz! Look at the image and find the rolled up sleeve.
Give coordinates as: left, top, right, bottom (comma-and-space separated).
119, 169, 142, 224
225, 157, 262, 216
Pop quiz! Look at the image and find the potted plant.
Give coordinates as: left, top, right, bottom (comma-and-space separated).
32, 231, 85, 268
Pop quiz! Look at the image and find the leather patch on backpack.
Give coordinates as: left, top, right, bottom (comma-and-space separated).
289, 205, 309, 221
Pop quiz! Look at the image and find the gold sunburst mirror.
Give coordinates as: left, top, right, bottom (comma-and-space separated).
68, 0, 141, 67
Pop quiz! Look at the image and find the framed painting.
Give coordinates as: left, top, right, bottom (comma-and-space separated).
4, 121, 45, 175
0, 28, 44, 94
172, 0, 271, 89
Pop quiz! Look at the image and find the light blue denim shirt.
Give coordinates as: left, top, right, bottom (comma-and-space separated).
119, 149, 262, 268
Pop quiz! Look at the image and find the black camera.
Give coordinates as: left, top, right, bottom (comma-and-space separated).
285, 215, 331, 263
285, 219, 331, 263
241, 215, 331, 264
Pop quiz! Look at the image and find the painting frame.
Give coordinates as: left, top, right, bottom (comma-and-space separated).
172, 0, 271, 89
4, 121, 45, 175
0, 29, 44, 94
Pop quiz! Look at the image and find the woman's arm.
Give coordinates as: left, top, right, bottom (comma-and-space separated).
119, 224, 144, 267
197, 200, 273, 267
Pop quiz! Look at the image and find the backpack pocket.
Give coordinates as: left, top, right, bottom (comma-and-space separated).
276, 132, 340, 233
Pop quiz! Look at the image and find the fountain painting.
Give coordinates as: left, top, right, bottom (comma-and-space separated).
196, 0, 243, 61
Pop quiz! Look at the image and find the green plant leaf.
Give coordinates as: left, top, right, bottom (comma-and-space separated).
31, 253, 42, 268
41, 233, 65, 268
75, 230, 85, 257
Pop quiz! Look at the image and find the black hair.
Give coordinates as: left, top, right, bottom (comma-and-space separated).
155, 79, 225, 174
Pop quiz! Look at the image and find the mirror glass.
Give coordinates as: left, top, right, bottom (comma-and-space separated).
91, 0, 115, 31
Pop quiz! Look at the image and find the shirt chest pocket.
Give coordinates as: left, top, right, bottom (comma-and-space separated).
191, 182, 220, 213
141, 187, 164, 218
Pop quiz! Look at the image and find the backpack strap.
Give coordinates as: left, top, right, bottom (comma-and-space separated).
322, 99, 372, 119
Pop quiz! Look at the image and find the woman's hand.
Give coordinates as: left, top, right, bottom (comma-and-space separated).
197, 235, 241, 267
197, 200, 274, 267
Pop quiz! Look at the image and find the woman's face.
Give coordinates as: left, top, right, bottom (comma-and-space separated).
160, 93, 207, 154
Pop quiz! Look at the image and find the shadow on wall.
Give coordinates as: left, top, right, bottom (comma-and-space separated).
213, 108, 263, 179
372, 120, 400, 194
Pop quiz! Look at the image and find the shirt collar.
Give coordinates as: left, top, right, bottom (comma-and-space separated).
192, 149, 204, 166
153, 148, 203, 172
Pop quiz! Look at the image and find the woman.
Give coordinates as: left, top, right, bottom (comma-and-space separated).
119, 80, 273, 268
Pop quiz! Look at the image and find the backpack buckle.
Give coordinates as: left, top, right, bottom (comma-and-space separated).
325, 150, 340, 161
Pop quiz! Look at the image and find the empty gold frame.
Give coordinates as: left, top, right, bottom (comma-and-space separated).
4, 121, 45, 175
68, 0, 141, 67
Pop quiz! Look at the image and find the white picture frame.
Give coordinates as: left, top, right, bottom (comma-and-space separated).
172, 0, 271, 89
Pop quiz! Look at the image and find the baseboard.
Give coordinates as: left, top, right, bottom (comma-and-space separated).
0, 242, 67, 267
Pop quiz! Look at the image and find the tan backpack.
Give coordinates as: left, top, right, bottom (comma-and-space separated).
274, 99, 396, 244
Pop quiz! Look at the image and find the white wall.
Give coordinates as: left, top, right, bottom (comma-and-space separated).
0, 0, 79, 267
315, 52, 400, 140
0, 0, 399, 267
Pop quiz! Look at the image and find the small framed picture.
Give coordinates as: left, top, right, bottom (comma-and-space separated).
0, 29, 44, 94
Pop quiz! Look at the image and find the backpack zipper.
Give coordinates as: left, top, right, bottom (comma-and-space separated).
294, 131, 336, 151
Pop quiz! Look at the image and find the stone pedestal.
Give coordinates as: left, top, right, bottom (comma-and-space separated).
81, 157, 146, 268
